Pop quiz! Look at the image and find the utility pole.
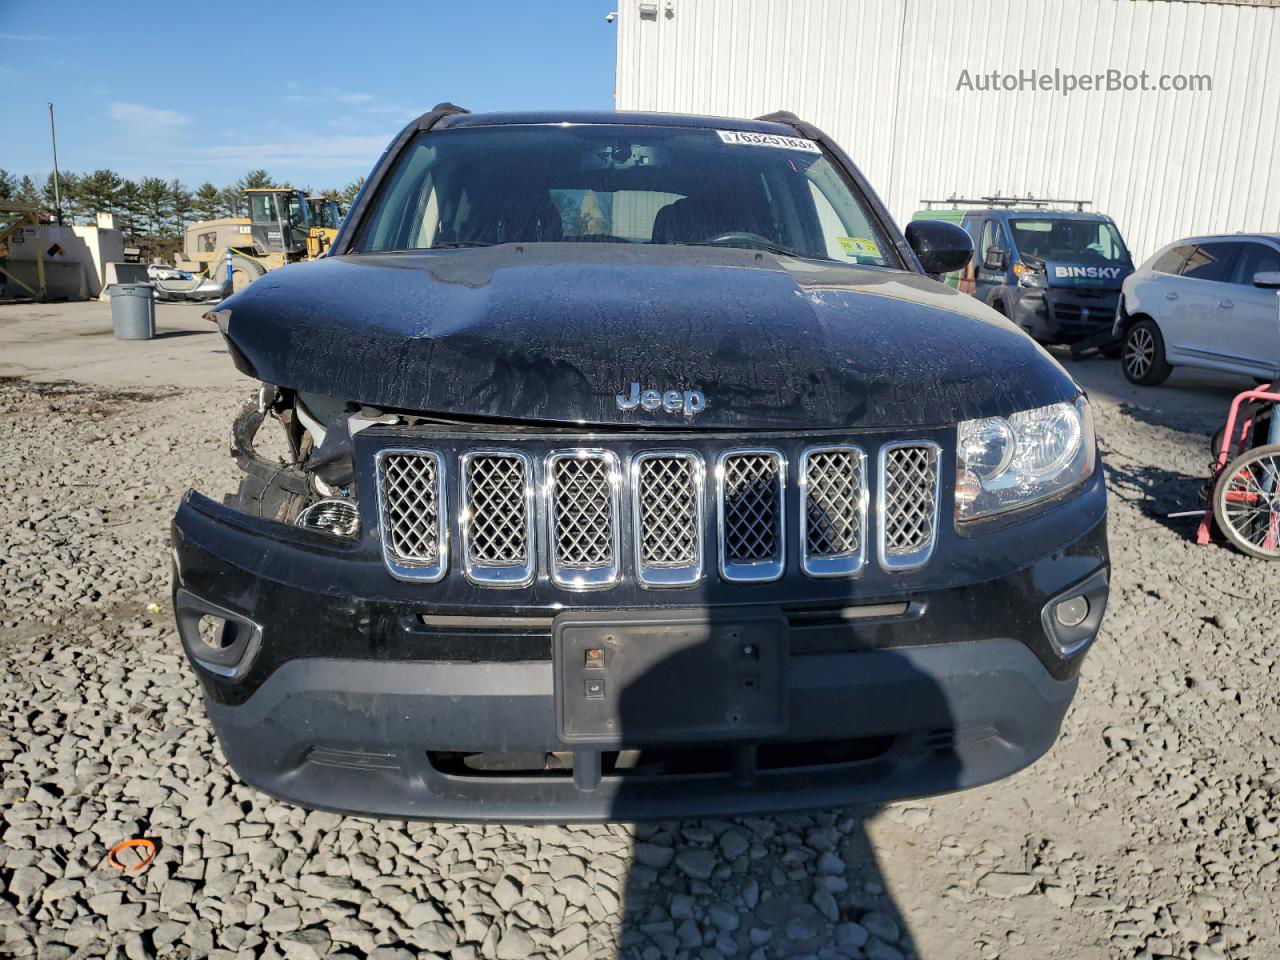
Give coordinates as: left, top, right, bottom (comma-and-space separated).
48, 102, 63, 225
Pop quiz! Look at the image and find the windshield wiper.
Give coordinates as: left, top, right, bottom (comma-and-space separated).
431, 240, 496, 249
669, 240, 832, 261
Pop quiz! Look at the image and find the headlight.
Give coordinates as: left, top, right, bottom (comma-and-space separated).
955, 397, 1095, 521
295, 497, 360, 538
1013, 262, 1046, 288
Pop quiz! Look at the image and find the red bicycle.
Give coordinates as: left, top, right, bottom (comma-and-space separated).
1199, 384, 1280, 559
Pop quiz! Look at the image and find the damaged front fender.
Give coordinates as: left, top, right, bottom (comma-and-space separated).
227, 392, 310, 522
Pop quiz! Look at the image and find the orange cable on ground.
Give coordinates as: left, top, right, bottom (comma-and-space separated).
106, 838, 156, 874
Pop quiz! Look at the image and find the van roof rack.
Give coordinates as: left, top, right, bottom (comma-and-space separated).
920, 195, 1092, 212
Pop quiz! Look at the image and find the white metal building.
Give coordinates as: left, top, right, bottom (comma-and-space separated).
613, 0, 1280, 261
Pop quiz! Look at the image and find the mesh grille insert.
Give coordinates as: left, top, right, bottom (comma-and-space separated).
883, 445, 939, 555
464, 454, 528, 565
379, 453, 441, 564
552, 456, 615, 569
804, 449, 863, 558
722, 453, 782, 563
637, 456, 698, 568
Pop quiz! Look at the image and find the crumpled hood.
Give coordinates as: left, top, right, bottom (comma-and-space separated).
217, 244, 1079, 430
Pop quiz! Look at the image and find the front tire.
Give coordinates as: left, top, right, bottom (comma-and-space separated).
1122, 319, 1172, 385
231, 256, 265, 293
1213, 444, 1280, 560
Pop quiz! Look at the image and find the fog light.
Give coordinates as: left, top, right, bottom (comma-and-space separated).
196, 614, 231, 651
296, 498, 359, 538
174, 589, 262, 679
1055, 595, 1090, 627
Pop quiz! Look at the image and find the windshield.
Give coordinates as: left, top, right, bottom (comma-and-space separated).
354, 124, 897, 267
286, 193, 312, 228
311, 199, 341, 230
1010, 218, 1131, 265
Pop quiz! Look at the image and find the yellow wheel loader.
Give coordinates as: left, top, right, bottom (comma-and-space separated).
163, 188, 331, 301
307, 195, 343, 252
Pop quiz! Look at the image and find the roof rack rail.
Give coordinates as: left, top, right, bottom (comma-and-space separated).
920, 195, 1092, 212
755, 110, 803, 125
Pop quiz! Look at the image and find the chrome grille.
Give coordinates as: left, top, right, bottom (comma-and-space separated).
633, 452, 703, 587
879, 442, 941, 570
377, 450, 447, 581
373, 437, 946, 587
718, 450, 785, 582
460, 452, 534, 586
547, 452, 620, 588
801, 446, 866, 577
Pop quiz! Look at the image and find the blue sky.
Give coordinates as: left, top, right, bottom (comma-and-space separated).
1, 0, 619, 190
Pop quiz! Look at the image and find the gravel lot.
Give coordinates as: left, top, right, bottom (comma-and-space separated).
2, 302, 1279, 959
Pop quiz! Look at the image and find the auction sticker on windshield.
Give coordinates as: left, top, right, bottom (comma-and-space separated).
716, 130, 822, 153
837, 236, 881, 258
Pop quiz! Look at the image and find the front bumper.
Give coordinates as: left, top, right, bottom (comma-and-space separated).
1011, 290, 1119, 342
198, 639, 1077, 821
153, 275, 228, 303
172, 471, 1108, 821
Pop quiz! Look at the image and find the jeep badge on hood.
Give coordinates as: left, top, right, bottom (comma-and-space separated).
616, 382, 707, 417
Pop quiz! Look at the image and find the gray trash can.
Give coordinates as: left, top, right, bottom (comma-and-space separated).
105, 283, 156, 340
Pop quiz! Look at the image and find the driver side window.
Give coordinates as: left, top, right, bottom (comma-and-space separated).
1094, 224, 1118, 260
1229, 243, 1280, 285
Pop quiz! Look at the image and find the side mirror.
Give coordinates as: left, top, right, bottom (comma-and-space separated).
1253, 271, 1280, 289
985, 247, 1006, 270
905, 220, 973, 276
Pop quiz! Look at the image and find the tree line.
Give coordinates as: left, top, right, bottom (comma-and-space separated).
0, 168, 365, 241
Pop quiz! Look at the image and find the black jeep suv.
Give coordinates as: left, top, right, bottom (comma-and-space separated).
172, 105, 1109, 821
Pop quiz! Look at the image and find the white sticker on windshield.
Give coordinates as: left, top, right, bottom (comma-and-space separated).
716, 129, 822, 153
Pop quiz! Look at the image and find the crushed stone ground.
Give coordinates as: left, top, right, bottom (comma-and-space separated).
2, 362, 1278, 960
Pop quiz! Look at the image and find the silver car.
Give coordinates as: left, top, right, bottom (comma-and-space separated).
1115, 233, 1280, 385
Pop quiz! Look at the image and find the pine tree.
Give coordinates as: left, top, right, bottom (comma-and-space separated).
0, 169, 17, 200
168, 179, 193, 236
193, 182, 223, 221
137, 177, 172, 236
78, 169, 124, 217
117, 180, 143, 236
239, 169, 275, 191
340, 177, 365, 207
42, 171, 80, 222
16, 176, 41, 207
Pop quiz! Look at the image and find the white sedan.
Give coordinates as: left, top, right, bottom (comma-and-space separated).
1115, 233, 1280, 385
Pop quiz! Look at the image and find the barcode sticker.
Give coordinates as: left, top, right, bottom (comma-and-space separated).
716, 130, 822, 153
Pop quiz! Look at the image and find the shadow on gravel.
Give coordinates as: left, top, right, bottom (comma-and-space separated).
602, 608, 959, 959
151, 329, 217, 340
0, 377, 177, 417
1102, 458, 1209, 538
1113, 400, 1221, 439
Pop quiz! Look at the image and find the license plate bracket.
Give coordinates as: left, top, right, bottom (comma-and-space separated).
553, 609, 788, 746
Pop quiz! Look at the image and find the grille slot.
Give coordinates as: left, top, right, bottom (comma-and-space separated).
377, 450, 447, 581
801, 445, 867, 577
717, 450, 785, 582
878, 442, 941, 571
547, 451, 620, 589
307, 746, 400, 772
460, 452, 535, 587
633, 452, 704, 587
